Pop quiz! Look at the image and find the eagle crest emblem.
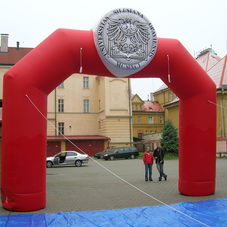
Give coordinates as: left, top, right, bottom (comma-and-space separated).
94, 9, 157, 77
107, 18, 150, 61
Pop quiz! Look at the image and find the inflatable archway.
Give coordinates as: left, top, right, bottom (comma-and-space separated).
1, 9, 216, 211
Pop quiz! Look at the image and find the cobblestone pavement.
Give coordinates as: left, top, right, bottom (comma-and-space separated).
1, 158, 227, 215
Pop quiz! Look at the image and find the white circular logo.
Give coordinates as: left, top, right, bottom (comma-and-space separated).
94, 8, 157, 77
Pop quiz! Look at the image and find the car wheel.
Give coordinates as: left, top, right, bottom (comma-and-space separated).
75, 160, 82, 167
110, 156, 114, 160
46, 161, 53, 168
130, 154, 135, 159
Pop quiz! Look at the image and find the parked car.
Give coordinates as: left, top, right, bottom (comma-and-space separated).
94, 147, 114, 159
103, 147, 139, 160
46, 151, 89, 168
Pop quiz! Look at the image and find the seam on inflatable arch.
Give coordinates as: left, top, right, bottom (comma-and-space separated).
25, 94, 211, 227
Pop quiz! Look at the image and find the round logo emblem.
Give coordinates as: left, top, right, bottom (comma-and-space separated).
94, 8, 157, 77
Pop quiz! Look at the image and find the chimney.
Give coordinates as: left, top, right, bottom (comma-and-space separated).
16, 41, 20, 49
0, 34, 9, 53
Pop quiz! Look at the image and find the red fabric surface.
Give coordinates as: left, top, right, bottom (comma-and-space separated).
1, 29, 216, 211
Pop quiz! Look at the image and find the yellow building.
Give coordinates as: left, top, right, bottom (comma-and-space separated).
152, 85, 179, 129
132, 94, 164, 139
0, 34, 133, 156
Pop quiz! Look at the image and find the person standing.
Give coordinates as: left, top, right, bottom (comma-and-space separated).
143, 146, 153, 181
153, 144, 167, 181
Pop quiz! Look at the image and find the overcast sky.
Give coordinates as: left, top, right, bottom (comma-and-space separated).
1, 0, 227, 99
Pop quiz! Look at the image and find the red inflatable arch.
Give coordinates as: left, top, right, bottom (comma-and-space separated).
1, 29, 216, 211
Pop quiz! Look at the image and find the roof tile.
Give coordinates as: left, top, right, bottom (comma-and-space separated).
144, 100, 164, 112
0, 47, 32, 65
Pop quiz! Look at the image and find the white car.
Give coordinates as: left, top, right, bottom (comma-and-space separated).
46, 151, 89, 168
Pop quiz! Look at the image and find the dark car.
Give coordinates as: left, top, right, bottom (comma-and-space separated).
103, 147, 139, 160
94, 147, 114, 159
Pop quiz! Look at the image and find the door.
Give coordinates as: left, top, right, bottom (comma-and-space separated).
65, 151, 77, 165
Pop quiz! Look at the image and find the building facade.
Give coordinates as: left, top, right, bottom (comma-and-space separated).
47, 75, 133, 156
131, 94, 164, 139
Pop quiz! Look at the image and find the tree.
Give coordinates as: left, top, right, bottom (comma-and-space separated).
160, 121, 179, 153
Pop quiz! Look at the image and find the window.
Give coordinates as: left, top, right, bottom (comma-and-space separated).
160, 116, 164, 124
138, 133, 143, 139
83, 77, 89, 88
67, 152, 76, 156
58, 122, 64, 135
138, 116, 142, 124
118, 148, 124, 153
83, 99, 89, 113
58, 82, 64, 88
131, 116, 134, 124
58, 99, 64, 112
148, 116, 153, 124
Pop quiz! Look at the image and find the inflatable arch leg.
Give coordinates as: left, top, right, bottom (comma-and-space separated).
1, 29, 216, 211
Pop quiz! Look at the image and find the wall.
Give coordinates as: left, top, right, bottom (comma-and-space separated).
164, 104, 179, 130
47, 74, 131, 147
217, 91, 227, 138
133, 112, 164, 137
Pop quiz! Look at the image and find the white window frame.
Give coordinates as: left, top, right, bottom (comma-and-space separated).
58, 99, 64, 112
58, 122, 64, 135
83, 99, 89, 113
138, 116, 142, 124
83, 77, 89, 88
131, 116, 134, 124
148, 116, 153, 124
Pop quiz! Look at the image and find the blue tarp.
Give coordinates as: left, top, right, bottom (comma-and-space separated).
1, 198, 227, 227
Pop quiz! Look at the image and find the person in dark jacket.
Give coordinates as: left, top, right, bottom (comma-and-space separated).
143, 146, 153, 181
153, 144, 167, 181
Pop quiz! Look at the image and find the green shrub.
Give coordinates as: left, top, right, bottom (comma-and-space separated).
161, 121, 179, 154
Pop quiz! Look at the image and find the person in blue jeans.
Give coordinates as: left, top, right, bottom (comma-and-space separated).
153, 144, 167, 181
143, 146, 153, 181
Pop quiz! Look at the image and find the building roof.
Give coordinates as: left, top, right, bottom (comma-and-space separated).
153, 83, 168, 93
132, 93, 164, 112
131, 94, 144, 103
207, 55, 227, 88
195, 48, 227, 89
196, 48, 221, 71
0, 47, 32, 65
143, 100, 164, 112
163, 97, 179, 108
153, 48, 227, 92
